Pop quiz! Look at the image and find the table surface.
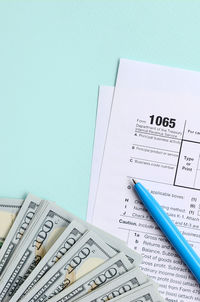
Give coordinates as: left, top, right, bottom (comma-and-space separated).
0, 0, 200, 220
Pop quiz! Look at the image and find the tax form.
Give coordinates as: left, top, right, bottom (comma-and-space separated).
91, 60, 200, 301
87, 86, 114, 222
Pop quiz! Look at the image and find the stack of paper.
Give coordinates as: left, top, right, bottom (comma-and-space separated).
0, 193, 163, 301
88, 59, 200, 301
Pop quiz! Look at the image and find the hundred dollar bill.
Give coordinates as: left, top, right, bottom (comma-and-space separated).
47, 252, 133, 302
1, 192, 141, 270
107, 282, 164, 302
0, 198, 23, 249
33, 197, 141, 265
73, 267, 149, 302
10, 221, 87, 302
0, 194, 42, 276
0, 201, 75, 301
0, 199, 48, 284
19, 231, 117, 302
11, 223, 140, 302
41, 203, 141, 266
1, 194, 141, 299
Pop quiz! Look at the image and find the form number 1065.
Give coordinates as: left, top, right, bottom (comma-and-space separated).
149, 115, 176, 128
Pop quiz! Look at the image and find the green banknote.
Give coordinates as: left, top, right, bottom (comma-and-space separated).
47, 252, 134, 302
10, 220, 87, 302
108, 283, 164, 302
19, 231, 117, 302
0, 198, 23, 249
73, 267, 149, 302
0, 201, 72, 301
0, 194, 42, 277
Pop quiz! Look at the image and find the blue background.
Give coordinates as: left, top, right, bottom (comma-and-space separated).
0, 0, 200, 219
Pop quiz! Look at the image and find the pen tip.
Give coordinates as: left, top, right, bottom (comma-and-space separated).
132, 178, 137, 185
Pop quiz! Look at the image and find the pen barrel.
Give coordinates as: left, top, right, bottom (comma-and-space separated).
134, 183, 200, 283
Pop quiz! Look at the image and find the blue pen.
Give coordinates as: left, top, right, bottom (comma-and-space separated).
132, 178, 200, 283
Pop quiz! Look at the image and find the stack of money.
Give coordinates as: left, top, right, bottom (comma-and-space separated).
0, 194, 164, 302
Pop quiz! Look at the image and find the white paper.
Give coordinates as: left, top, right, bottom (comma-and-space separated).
91, 59, 200, 301
87, 86, 114, 222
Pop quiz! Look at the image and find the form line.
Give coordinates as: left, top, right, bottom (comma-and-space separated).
135, 130, 182, 141
132, 143, 179, 154
131, 157, 176, 166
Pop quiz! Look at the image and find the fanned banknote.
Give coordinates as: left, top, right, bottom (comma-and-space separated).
67, 267, 149, 302
47, 252, 134, 302
107, 282, 164, 302
0, 201, 73, 301
19, 231, 117, 302
0, 194, 42, 277
8, 200, 141, 302
10, 221, 87, 302
0, 193, 163, 302
0, 198, 23, 249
